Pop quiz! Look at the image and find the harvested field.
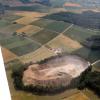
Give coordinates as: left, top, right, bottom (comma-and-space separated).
63, 92, 89, 100
1, 47, 17, 63
10, 42, 40, 56
31, 18, 54, 28
16, 25, 43, 36
46, 21, 71, 33
47, 34, 82, 53
14, 11, 47, 17
22, 55, 89, 92
64, 25, 97, 43
14, 16, 39, 25
31, 29, 58, 44
19, 46, 55, 63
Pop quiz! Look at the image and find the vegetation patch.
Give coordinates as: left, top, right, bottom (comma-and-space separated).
0, 24, 24, 34
31, 18, 54, 28
31, 29, 58, 44
64, 25, 97, 43
10, 42, 40, 56
0, 19, 10, 29
43, 11, 100, 29
46, 21, 71, 33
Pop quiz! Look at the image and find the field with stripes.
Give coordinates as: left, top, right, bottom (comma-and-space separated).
0, 11, 100, 100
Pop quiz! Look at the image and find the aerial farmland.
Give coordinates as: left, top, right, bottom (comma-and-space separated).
0, 0, 100, 100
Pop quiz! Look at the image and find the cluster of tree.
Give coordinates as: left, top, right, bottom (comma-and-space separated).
82, 35, 100, 50
44, 11, 100, 29
78, 68, 100, 97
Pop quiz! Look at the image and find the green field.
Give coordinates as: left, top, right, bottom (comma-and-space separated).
0, 19, 10, 29
31, 29, 58, 44
64, 25, 98, 43
3, 15, 22, 22
0, 36, 21, 46
0, 24, 24, 34
10, 42, 40, 56
31, 18, 54, 28
0, 36, 40, 56
46, 21, 71, 33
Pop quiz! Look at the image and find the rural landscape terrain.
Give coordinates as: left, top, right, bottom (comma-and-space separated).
0, 0, 100, 100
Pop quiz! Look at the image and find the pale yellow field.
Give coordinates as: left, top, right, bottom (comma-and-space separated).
16, 25, 43, 36
1, 47, 17, 63
14, 11, 47, 17
14, 16, 39, 25
19, 46, 55, 63
63, 92, 89, 100
47, 34, 82, 53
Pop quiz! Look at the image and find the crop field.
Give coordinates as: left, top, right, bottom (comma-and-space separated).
82, 89, 100, 100
1, 47, 17, 63
3, 15, 22, 22
0, 19, 10, 29
10, 42, 40, 56
46, 21, 71, 33
0, 24, 24, 35
16, 25, 43, 36
0, 36, 40, 56
14, 16, 39, 25
47, 34, 82, 53
31, 18, 54, 28
63, 92, 89, 100
64, 25, 98, 43
14, 11, 47, 17
19, 46, 55, 63
31, 29, 58, 44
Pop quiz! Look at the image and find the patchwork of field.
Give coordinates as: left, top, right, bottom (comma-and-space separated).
0, 36, 40, 56
0, 11, 100, 100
